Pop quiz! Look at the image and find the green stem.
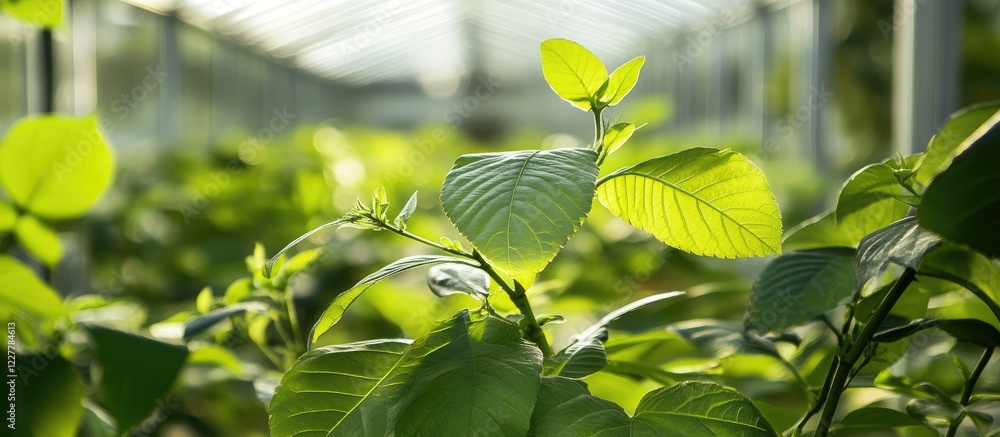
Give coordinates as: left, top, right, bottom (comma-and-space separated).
471, 251, 553, 356
376, 216, 473, 259
947, 347, 994, 437
917, 270, 1000, 326
285, 289, 305, 355
815, 268, 917, 437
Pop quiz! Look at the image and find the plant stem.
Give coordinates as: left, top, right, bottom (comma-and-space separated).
917, 270, 1000, 326
593, 108, 604, 152
946, 347, 994, 437
377, 218, 473, 259
284, 288, 305, 355
814, 268, 917, 437
471, 251, 553, 356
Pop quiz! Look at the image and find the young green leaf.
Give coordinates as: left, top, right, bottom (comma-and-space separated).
915, 102, 1000, 185
542, 338, 608, 379
440, 149, 599, 285
195, 286, 214, 314
0, 200, 16, 231
746, 247, 857, 333
426, 263, 489, 298
85, 325, 190, 433
782, 211, 860, 251
309, 255, 480, 346
394, 191, 418, 229
265, 218, 347, 277
599, 56, 645, 107
15, 354, 84, 437
631, 382, 778, 436
835, 161, 916, 225
13, 214, 62, 266
857, 216, 942, 288
0, 0, 63, 27
602, 122, 636, 156
0, 256, 65, 344
540, 39, 609, 111
918, 115, 1000, 257
572, 291, 685, 344
0, 115, 114, 219
223, 278, 253, 305
874, 318, 1000, 348
528, 377, 630, 436
183, 302, 270, 341
597, 148, 782, 258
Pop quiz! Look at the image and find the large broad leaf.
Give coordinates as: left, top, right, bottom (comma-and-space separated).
599, 56, 645, 107
13, 214, 62, 266
918, 113, 1000, 257
309, 255, 479, 346
630, 382, 777, 436
747, 248, 857, 333
528, 377, 630, 437
915, 102, 1000, 185
857, 216, 942, 288
440, 149, 599, 285
11, 354, 83, 437
0, 115, 114, 219
0, 0, 62, 27
597, 148, 782, 258
86, 325, 190, 433
540, 39, 608, 111
270, 312, 543, 436
0, 256, 64, 347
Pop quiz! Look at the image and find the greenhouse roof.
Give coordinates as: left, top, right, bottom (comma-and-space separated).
123, 0, 750, 85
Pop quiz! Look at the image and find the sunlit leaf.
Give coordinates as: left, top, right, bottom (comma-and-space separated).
0, 115, 114, 219
599, 56, 645, 107
857, 216, 942, 288
631, 382, 777, 436
915, 102, 1000, 185
0, 256, 64, 345
598, 148, 782, 258
394, 191, 418, 229
540, 39, 608, 111
195, 286, 214, 314
13, 354, 84, 437
440, 149, 598, 285
747, 247, 857, 333
309, 255, 479, 346
603, 122, 636, 156
426, 263, 489, 298
13, 214, 61, 266
0, 0, 62, 27
836, 161, 916, 226
830, 407, 927, 432
0, 200, 16, 231
528, 377, 630, 436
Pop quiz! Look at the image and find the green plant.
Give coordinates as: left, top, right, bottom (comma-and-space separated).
252, 38, 785, 436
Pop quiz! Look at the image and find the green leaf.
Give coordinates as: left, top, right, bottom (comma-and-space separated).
747, 247, 857, 333
875, 318, 1000, 347
86, 325, 189, 432
183, 302, 269, 341
543, 338, 607, 379
603, 122, 636, 156
857, 216, 942, 288
0, 115, 114, 219
440, 149, 599, 284
13, 214, 61, 266
782, 211, 860, 251
426, 263, 489, 298
919, 245, 1000, 302
394, 191, 418, 229
0, 0, 63, 27
854, 282, 931, 375
916, 102, 1000, 185
572, 292, 685, 344
12, 354, 84, 437
0, 256, 64, 345
599, 56, 645, 107
270, 312, 543, 436
918, 113, 1000, 257
830, 407, 926, 431
528, 377, 630, 437
631, 381, 777, 436
309, 255, 480, 346
265, 218, 348, 277
597, 148, 782, 258
540, 38, 609, 111
0, 200, 16, 231
223, 277, 253, 305
195, 286, 214, 314
836, 162, 915, 225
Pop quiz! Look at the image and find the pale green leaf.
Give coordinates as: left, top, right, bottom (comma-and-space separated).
195, 286, 214, 314
597, 148, 782, 258
528, 377, 630, 437
0, 0, 62, 27
603, 122, 636, 156
631, 382, 777, 436
309, 255, 479, 346
540, 38, 608, 111
857, 216, 942, 288
223, 277, 253, 305
782, 211, 859, 251
915, 102, 1000, 186
441, 148, 599, 285
599, 56, 645, 107
426, 263, 489, 298
0, 200, 16, 231
0, 115, 114, 219
394, 191, 418, 229
13, 214, 61, 266
747, 248, 857, 333
0, 256, 64, 345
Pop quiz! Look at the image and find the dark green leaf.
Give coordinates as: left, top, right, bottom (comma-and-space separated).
747, 247, 857, 333
183, 302, 269, 341
426, 263, 489, 298
857, 216, 942, 288
11, 354, 83, 437
916, 102, 1000, 185
440, 149, 599, 285
918, 112, 1000, 257
830, 407, 926, 431
527, 377, 630, 437
631, 382, 777, 436
86, 325, 189, 433
309, 255, 479, 345
543, 338, 607, 379
573, 292, 684, 344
